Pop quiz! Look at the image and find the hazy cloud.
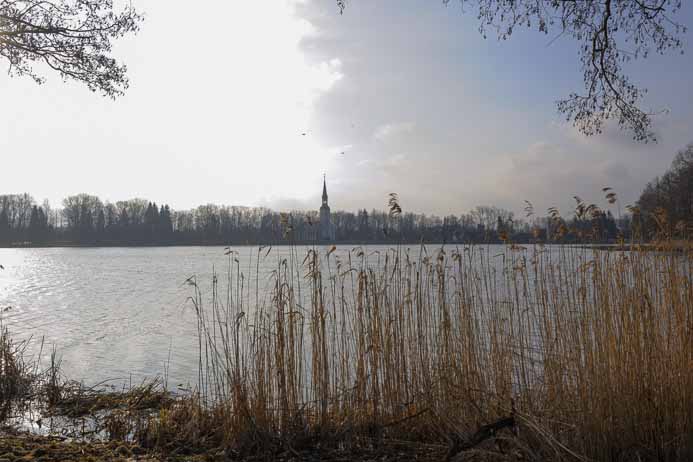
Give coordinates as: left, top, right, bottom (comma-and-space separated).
373, 122, 415, 141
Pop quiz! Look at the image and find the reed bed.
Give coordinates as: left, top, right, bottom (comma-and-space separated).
150, 242, 693, 461
0, 324, 170, 445
0, 325, 33, 416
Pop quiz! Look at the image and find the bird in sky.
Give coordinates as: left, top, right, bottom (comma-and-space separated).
0, 264, 4, 270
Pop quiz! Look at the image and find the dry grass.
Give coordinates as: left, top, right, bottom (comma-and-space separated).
141, 240, 693, 461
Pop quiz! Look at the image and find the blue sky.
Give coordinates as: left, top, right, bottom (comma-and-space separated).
1, 0, 691, 217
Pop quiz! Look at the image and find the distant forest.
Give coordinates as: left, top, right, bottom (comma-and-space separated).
0, 195, 623, 247
1, 144, 690, 247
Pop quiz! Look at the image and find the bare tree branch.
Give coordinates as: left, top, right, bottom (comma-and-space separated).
340, 0, 687, 142
0, 0, 142, 98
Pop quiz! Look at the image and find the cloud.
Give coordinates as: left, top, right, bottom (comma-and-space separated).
373, 122, 415, 141
328, 143, 353, 155
486, 136, 656, 216
306, 58, 344, 95
356, 159, 372, 167
354, 153, 407, 173
259, 195, 315, 212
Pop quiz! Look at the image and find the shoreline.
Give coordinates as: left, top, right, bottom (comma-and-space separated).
0, 240, 647, 249
578, 242, 692, 252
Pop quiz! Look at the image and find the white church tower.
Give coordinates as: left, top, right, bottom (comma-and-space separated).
319, 175, 334, 241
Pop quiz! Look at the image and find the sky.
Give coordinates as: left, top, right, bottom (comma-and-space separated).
1, 0, 692, 217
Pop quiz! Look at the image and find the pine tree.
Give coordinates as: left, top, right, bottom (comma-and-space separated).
163, 205, 173, 236
152, 202, 160, 224
0, 207, 8, 244
81, 209, 93, 242
37, 207, 47, 229
29, 205, 40, 241
119, 209, 129, 226
97, 210, 106, 238
144, 202, 154, 226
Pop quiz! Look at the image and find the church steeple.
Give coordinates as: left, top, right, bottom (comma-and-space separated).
319, 174, 333, 241
322, 174, 328, 206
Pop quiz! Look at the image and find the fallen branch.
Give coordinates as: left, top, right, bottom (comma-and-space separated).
445, 416, 516, 461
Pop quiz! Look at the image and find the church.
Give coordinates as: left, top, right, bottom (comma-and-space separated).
319, 176, 335, 241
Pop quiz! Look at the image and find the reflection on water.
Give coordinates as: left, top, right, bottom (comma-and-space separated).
3, 243, 595, 389
0, 245, 450, 387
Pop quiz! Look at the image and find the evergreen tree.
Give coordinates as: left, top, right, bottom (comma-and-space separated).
152, 202, 160, 224
117, 208, 130, 242
97, 210, 106, 238
29, 205, 39, 228
358, 209, 369, 239
144, 202, 154, 226
0, 205, 11, 244
29, 205, 40, 241
119, 209, 129, 226
37, 207, 47, 229
32, 206, 48, 243
159, 204, 172, 239
163, 205, 173, 236
81, 209, 93, 242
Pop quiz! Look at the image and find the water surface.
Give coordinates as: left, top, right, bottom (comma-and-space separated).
1, 245, 458, 387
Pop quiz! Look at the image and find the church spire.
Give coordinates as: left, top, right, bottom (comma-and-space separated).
320, 174, 332, 241
322, 174, 328, 205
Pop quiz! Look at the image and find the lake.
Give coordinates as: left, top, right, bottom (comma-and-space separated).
1, 244, 485, 388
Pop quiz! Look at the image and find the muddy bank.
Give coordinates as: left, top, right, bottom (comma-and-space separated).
0, 429, 448, 461
0, 430, 157, 462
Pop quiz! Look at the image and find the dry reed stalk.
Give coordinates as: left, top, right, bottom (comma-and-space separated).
166, 237, 692, 461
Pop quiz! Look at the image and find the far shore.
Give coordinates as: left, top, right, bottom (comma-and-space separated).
4, 240, 447, 249
1, 240, 688, 251
578, 241, 692, 252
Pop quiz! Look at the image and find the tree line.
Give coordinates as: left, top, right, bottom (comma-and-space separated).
0, 191, 630, 247
12, 140, 693, 247
635, 143, 693, 240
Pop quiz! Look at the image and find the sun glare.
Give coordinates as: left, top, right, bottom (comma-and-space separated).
215, 1, 343, 206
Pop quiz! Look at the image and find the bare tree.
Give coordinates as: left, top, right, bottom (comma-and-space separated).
339, 0, 687, 142
469, 205, 514, 231
62, 193, 102, 229
0, 0, 142, 97
637, 142, 693, 237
